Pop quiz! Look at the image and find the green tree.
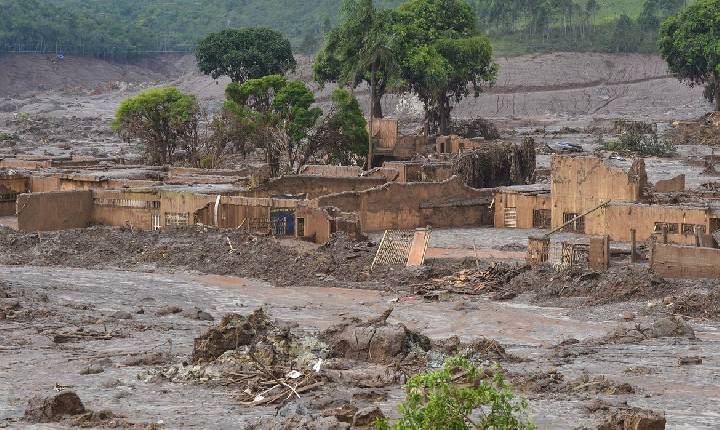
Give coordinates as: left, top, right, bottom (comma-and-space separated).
310, 89, 369, 166
392, 0, 497, 135
313, 0, 399, 119
376, 357, 535, 430
195, 28, 297, 83
112, 87, 199, 165
224, 75, 322, 174
659, 0, 720, 111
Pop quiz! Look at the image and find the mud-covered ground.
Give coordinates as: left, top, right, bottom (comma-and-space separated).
1, 227, 720, 428
1, 261, 719, 429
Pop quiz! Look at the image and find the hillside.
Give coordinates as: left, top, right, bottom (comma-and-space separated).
1, 0, 692, 58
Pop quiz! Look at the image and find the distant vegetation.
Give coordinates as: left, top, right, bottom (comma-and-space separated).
0, 0, 696, 59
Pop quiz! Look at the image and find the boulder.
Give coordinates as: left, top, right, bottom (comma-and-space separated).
24, 391, 86, 423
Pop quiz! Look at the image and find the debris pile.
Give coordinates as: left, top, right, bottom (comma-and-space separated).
142, 309, 326, 406
321, 309, 430, 365
24, 391, 86, 423
449, 117, 501, 140
452, 138, 535, 188
669, 112, 720, 146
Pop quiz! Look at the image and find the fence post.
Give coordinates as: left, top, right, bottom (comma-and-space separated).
630, 229, 637, 263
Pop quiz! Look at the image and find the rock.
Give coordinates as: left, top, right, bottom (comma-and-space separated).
24, 391, 86, 423
0, 310, 6, 320
99, 378, 122, 389
136, 307, 145, 314
181, 308, 214, 321
321, 311, 430, 364
678, 356, 702, 366
0, 298, 20, 311
622, 312, 636, 321
79, 364, 105, 375
322, 403, 358, 423
278, 401, 309, 418
598, 408, 666, 430
121, 351, 170, 367
192, 309, 292, 364
110, 311, 132, 320
650, 317, 695, 339
352, 406, 385, 427
156, 305, 183, 316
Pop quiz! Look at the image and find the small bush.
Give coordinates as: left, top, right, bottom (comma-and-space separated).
601, 132, 675, 157
0, 132, 17, 142
376, 356, 535, 430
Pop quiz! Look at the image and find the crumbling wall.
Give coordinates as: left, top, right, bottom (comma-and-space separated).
452, 139, 535, 188
17, 190, 92, 231
655, 174, 685, 193
241, 175, 386, 199
299, 165, 363, 177
493, 191, 551, 229
589, 202, 710, 245
382, 161, 453, 183
316, 177, 493, 232
91, 189, 160, 230
551, 155, 645, 230
652, 243, 720, 279
0, 172, 30, 216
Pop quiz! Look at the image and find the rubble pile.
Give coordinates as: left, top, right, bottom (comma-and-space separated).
669, 112, 720, 146
142, 309, 327, 406
452, 138, 535, 188
449, 117, 501, 140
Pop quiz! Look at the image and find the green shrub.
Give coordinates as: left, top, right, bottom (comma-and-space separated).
376, 357, 535, 430
601, 132, 675, 157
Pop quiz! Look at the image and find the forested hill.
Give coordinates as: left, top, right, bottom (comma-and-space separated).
0, 0, 692, 59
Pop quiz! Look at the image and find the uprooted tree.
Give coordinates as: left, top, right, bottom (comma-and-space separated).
659, 0, 720, 111
376, 356, 535, 430
112, 87, 199, 165
196, 27, 297, 83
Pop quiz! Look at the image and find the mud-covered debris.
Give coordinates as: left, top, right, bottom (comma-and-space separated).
570, 374, 635, 395
249, 415, 349, 430
181, 307, 214, 321
79, 364, 105, 375
24, 391, 86, 423
192, 309, 291, 364
352, 406, 385, 428
678, 356, 702, 366
70, 409, 161, 429
122, 351, 172, 367
110, 310, 133, 320
321, 309, 430, 364
599, 316, 695, 344
595, 407, 666, 430
432, 335, 515, 362
321, 403, 358, 424
156, 305, 182, 316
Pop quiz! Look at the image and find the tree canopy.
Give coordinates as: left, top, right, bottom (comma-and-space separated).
224, 75, 322, 173
658, 0, 720, 111
393, 0, 497, 134
196, 28, 296, 83
112, 87, 199, 165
